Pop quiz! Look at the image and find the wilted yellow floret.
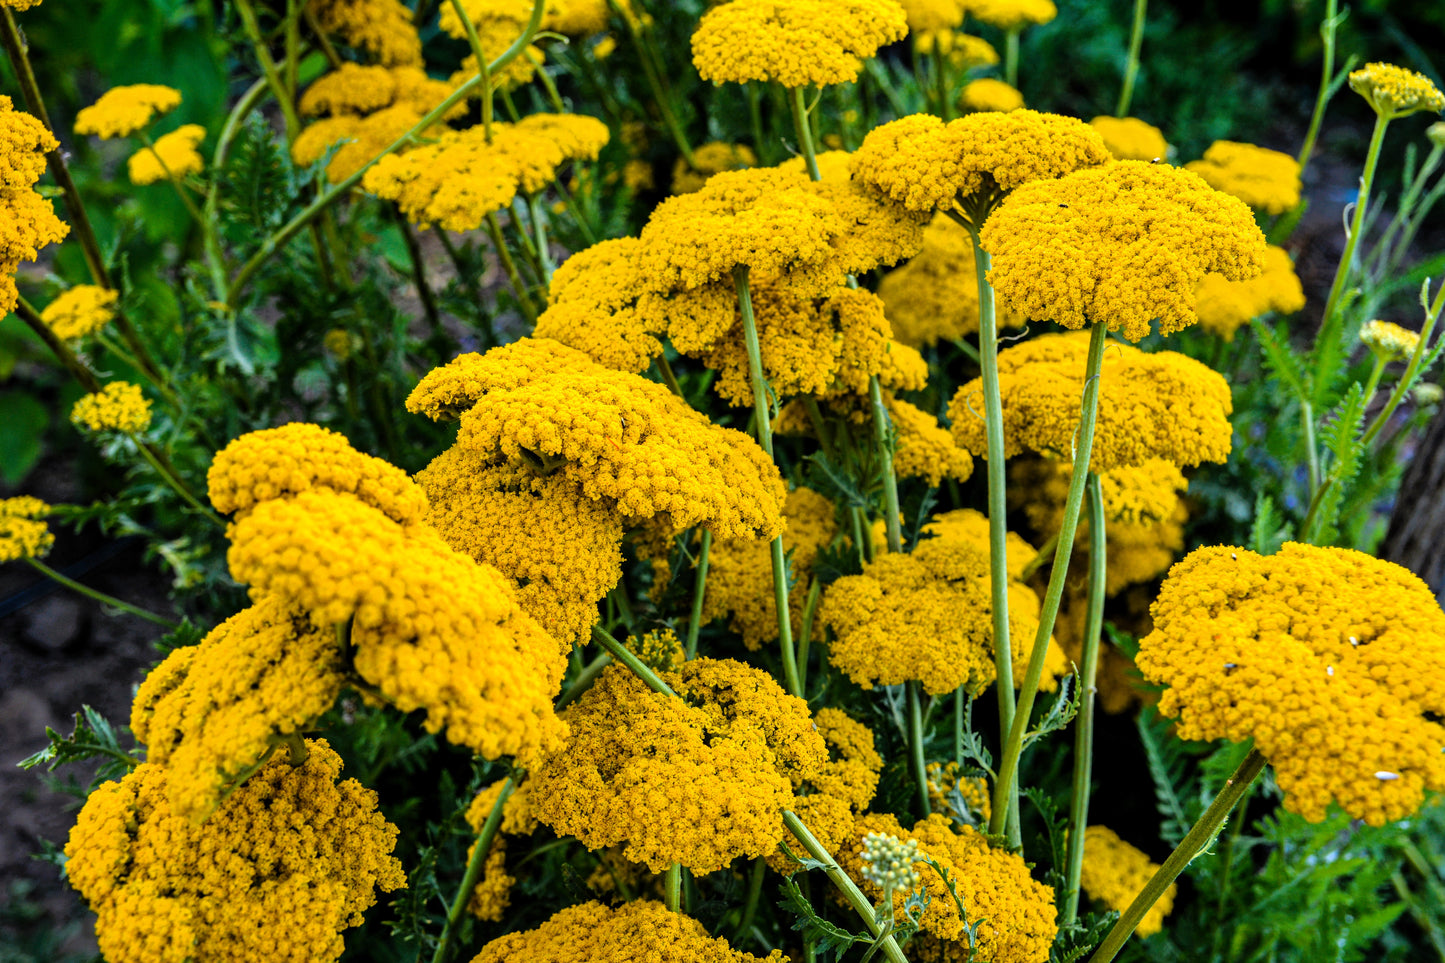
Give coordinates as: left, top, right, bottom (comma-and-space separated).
672, 141, 758, 194
949, 332, 1234, 471
471, 900, 788, 963
967, 0, 1057, 29
529, 658, 827, 874
1360, 319, 1421, 360
960, 78, 1024, 112
129, 597, 344, 824
1185, 140, 1301, 215
691, 0, 908, 88
40, 285, 117, 341
1079, 825, 1175, 936
65, 740, 405, 963
74, 85, 181, 139
71, 382, 151, 433
1349, 62, 1445, 118
311, 0, 424, 66
127, 123, 205, 185
1137, 543, 1445, 826
841, 812, 1057, 963
1089, 115, 1168, 161
0, 495, 52, 563
1196, 244, 1306, 340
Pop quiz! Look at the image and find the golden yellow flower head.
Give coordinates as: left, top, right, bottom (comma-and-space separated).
967, 0, 1057, 30
983, 160, 1268, 339
407, 338, 788, 540
0, 94, 56, 188
472, 900, 788, 963
127, 123, 205, 185
129, 597, 344, 824
0, 97, 66, 317
71, 382, 151, 434
927, 760, 991, 823
1196, 243, 1306, 340
529, 658, 827, 874
292, 106, 438, 184
1089, 115, 1168, 161
0, 0, 44, 10
1014, 456, 1187, 531
300, 64, 454, 118
960, 78, 1025, 113
691, 0, 909, 88
0, 495, 52, 563
841, 812, 1057, 963
467, 777, 539, 838
899, 0, 966, 31
74, 84, 182, 139
534, 237, 668, 372
888, 396, 976, 485
65, 740, 404, 963
632, 627, 685, 672
774, 707, 883, 873
1360, 319, 1421, 360
311, 0, 424, 67
1349, 62, 1445, 118
40, 285, 117, 341
949, 332, 1234, 471
1138, 543, 1445, 826
672, 141, 758, 194
850, 110, 1110, 214
1184, 140, 1301, 215
543, 0, 611, 36
916, 30, 998, 67
441, 0, 546, 88
1080, 826, 1175, 936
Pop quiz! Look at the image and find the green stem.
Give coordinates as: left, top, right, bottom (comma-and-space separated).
137, 131, 208, 228
389, 206, 443, 337
608, 0, 694, 167
14, 296, 101, 392
591, 624, 676, 697
555, 650, 610, 708
202, 76, 268, 293
869, 377, 904, 554
1087, 750, 1267, 963
685, 529, 712, 660
734, 858, 766, 941
787, 85, 822, 182
1004, 29, 1020, 88
933, 42, 952, 120
1370, 142, 1443, 278
233, 0, 302, 141
747, 83, 767, 163
863, 57, 910, 119
1019, 531, 1059, 582
1061, 472, 1106, 926
1296, 0, 1340, 171
657, 353, 684, 398
665, 862, 682, 912
989, 322, 1108, 844
431, 775, 515, 963
528, 49, 567, 113
1115, 0, 1148, 117
448, 0, 496, 141
1302, 398, 1321, 494
1362, 279, 1444, 448
130, 434, 227, 529
797, 577, 821, 693
526, 193, 556, 283
483, 211, 541, 323
1317, 110, 1392, 350
734, 264, 803, 700
24, 557, 178, 628
908, 681, 930, 817
1360, 353, 1388, 404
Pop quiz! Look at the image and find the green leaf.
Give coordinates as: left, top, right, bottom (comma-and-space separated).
1137, 707, 1193, 846
0, 391, 48, 486
19, 706, 140, 781
1253, 318, 1311, 400
1310, 381, 1368, 543
777, 876, 871, 959
1022, 672, 1078, 751
1247, 492, 1291, 556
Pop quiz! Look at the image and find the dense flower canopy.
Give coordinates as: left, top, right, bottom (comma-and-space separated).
1089, 115, 1168, 160
1080, 826, 1176, 936
1349, 61, 1445, 118
40, 285, 117, 341
0, 495, 52, 562
74, 84, 181, 139
1184, 140, 1302, 215
1195, 244, 1305, 340
71, 382, 152, 433
128, 123, 205, 185
691, 0, 908, 88
1137, 543, 1445, 825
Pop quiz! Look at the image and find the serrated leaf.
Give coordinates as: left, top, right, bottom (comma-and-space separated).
19, 706, 140, 776
1248, 492, 1291, 556
1137, 707, 1192, 846
1022, 672, 1078, 751
777, 876, 871, 957
803, 451, 870, 509
1253, 319, 1311, 400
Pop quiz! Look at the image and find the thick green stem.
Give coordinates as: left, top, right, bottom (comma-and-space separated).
1114, 0, 1148, 117
483, 211, 541, 323
526, 193, 556, 282
989, 322, 1107, 844
1296, 0, 1340, 171
933, 42, 952, 120
591, 624, 676, 697
1004, 29, 1020, 88
556, 651, 610, 708
787, 85, 822, 182
1087, 750, 1267, 963
1061, 473, 1107, 926
657, 354, 684, 398
665, 862, 682, 912
24, 557, 178, 628
735, 858, 766, 941
908, 681, 931, 817
233, 0, 302, 140
869, 377, 904, 554
431, 775, 515, 963
685, 529, 712, 659
1317, 111, 1392, 349
1302, 398, 1321, 494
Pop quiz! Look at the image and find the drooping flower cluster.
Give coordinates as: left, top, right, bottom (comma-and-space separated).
0, 495, 52, 562
1079, 825, 1175, 937
71, 382, 152, 433
773, 708, 883, 872
128, 124, 205, 185
1137, 543, 1445, 825
65, 740, 405, 963
691, 0, 909, 88
73, 84, 181, 138
40, 285, 117, 341
0, 95, 66, 316
1089, 115, 1168, 161
1348, 61, 1445, 118
1184, 140, 1302, 215
1195, 244, 1306, 340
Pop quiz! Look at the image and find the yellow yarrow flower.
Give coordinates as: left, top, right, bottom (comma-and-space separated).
899, 0, 967, 31
888, 396, 976, 485
773, 707, 883, 873
543, 0, 611, 36
440, 0, 546, 89
1138, 543, 1445, 826
0, 96, 66, 317
1195, 243, 1306, 340
916, 30, 998, 67
74, 84, 182, 139
671, 141, 758, 194
1185, 140, 1302, 215
0, 94, 56, 188
1079, 826, 1176, 937
0, 495, 52, 563
1349, 61, 1445, 119
691, 0, 909, 88
127, 123, 205, 185
960, 77, 1025, 112
70, 382, 151, 433
967, 0, 1057, 30
534, 237, 668, 372
1089, 115, 1169, 161
0, 0, 44, 10
311, 0, 424, 67
1360, 319, 1421, 360
40, 285, 117, 341
927, 760, 991, 823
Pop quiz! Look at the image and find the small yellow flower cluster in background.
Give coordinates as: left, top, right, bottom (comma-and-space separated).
127, 123, 205, 185
915, 30, 997, 68
632, 627, 684, 672
672, 141, 758, 194
0, 96, 67, 317
1138, 543, 1445, 826
949, 332, 1234, 471
1349, 61, 1445, 118
528, 658, 827, 874
542, 0, 611, 37
40, 285, 117, 341
129, 597, 344, 824
773, 707, 883, 873
0, 0, 44, 11
1079, 825, 1176, 937
1196, 244, 1306, 340
74, 84, 182, 139
470, 900, 788, 963
440, 0, 546, 89
1360, 319, 1421, 360
899, 0, 967, 32
960, 78, 1025, 112
1089, 115, 1169, 160
983, 160, 1268, 340
311, 0, 424, 67
927, 761, 991, 823
691, 0, 908, 89
968, 0, 1058, 30
0, 495, 52, 563
461, 778, 540, 921
65, 740, 405, 963
842, 812, 1057, 963
1185, 140, 1302, 215
70, 382, 152, 433
887, 395, 977, 485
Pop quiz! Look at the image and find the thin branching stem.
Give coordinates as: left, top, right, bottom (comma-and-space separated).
24, 557, 179, 629
685, 529, 712, 659
1115, 0, 1148, 117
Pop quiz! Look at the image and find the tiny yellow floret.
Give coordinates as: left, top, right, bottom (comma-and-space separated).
127, 123, 206, 185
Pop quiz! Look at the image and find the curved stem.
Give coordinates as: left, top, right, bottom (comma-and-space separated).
657, 353, 684, 398
591, 624, 676, 697
665, 862, 682, 912
1302, 398, 1321, 495
989, 322, 1108, 844
483, 211, 541, 323
685, 529, 712, 660
233, 0, 302, 140
1061, 472, 1106, 926
1115, 0, 1148, 117
555, 650, 609, 708
1087, 750, 1267, 963
137, 131, 208, 228
908, 681, 931, 817
1361, 279, 1444, 449
13, 296, 102, 393
869, 377, 904, 554
202, 76, 269, 293
24, 557, 178, 629
431, 775, 515, 963
447, 0, 495, 141
788, 85, 821, 181
1317, 111, 1391, 351
130, 435, 227, 529
1296, 0, 1340, 172
526, 193, 556, 283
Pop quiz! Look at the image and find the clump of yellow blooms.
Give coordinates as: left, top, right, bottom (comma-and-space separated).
1348, 62, 1445, 118
1360, 319, 1421, 360
967, 0, 1058, 30
887, 396, 976, 485
1137, 543, 1445, 826
0, 96, 67, 317
691, 0, 909, 88
927, 761, 991, 823
461, 779, 539, 922
1079, 825, 1175, 937
1184, 140, 1302, 215
916, 30, 997, 67
982, 160, 1268, 340
1196, 244, 1306, 340
672, 141, 758, 194
65, 740, 405, 963
129, 597, 344, 824
40, 285, 117, 341
71, 382, 152, 433
74, 84, 182, 138
898, 0, 966, 31
127, 123, 205, 185
0, 495, 52, 563
470, 900, 788, 963
542, 0, 611, 37
841, 812, 1057, 963
1089, 115, 1168, 160
960, 78, 1025, 113
773, 708, 883, 873
949, 332, 1234, 471
528, 658, 826, 874
311, 0, 424, 67
440, 0, 546, 90
533, 236, 666, 372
